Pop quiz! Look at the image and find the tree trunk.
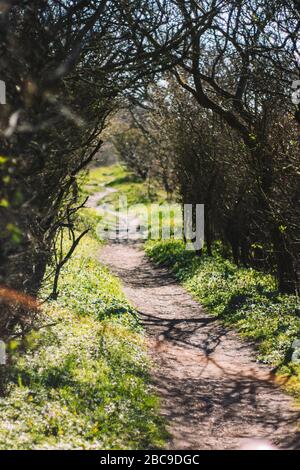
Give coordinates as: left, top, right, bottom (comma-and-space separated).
272, 228, 298, 294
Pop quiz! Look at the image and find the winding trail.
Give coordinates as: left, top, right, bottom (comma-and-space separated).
88, 187, 300, 450
100, 243, 300, 450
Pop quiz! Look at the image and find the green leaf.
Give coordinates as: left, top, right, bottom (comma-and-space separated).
6, 223, 22, 244
0, 198, 9, 208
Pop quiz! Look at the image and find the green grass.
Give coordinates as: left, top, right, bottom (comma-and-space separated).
81, 165, 128, 194
85, 164, 166, 207
145, 239, 300, 398
82, 163, 300, 400
0, 232, 166, 449
84, 164, 179, 241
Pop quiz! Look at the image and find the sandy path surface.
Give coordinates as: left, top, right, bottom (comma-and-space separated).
99, 242, 300, 450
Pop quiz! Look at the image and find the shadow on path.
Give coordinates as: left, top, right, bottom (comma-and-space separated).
99, 242, 300, 450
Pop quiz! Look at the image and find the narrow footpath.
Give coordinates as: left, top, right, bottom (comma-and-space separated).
87, 186, 300, 450
100, 242, 300, 450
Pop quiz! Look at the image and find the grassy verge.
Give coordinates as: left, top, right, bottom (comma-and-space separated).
145, 239, 300, 399
83, 165, 166, 206
0, 228, 166, 449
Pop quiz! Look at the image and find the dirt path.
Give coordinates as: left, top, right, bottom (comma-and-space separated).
87, 187, 300, 449
99, 242, 300, 450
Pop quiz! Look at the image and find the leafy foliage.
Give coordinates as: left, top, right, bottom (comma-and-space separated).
0, 234, 166, 449
145, 240, 300, 393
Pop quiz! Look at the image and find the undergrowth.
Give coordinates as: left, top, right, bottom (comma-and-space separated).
0, 231, 166, 449
85, 165, 166, 207
145, 239, 300, 399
